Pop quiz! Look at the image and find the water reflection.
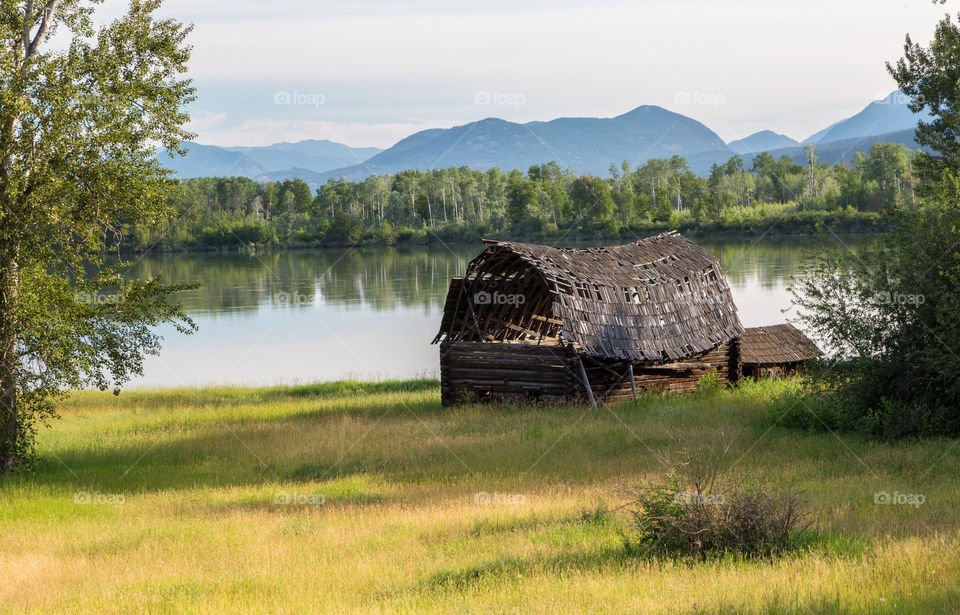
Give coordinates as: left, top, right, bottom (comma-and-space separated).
125, 246, 478, 317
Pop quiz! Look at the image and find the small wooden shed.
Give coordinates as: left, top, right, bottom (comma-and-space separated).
739, 324, 822, 379
432, 233, 823, 405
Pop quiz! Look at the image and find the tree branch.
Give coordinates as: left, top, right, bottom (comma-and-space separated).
22, 0, 34, 54
26, 0, 58, 59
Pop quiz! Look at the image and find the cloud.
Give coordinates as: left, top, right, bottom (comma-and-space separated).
186, 111, 228, 134
96, 0, 945, 146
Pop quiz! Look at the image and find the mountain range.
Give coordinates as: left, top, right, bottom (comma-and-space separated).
161, 139, 382, 183
166, 91, 930, 185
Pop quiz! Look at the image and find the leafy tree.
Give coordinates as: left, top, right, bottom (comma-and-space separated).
0, 1, 196, 472
506, 169, 538, 230
789, 180, 960, 437
569, 176, 616, 232
888, 7, 960, 191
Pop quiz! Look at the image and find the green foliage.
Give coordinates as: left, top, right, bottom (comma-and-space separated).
138, 144, 916, 251
783, 6, 960, 440
696, 369, 723, 394
0, 1, 196, 472
888, 9, 960, 192
768, 362, 955, 440
788, 176, 960, 438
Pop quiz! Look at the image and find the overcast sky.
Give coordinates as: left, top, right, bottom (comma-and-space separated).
98, 0, 948, 148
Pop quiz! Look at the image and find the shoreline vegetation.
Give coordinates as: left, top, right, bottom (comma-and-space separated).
128, 143, 912, 252
2, 378, 957, 613
130, 208, 892, 253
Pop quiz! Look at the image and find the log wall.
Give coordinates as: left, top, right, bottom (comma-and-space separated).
440, 339, 742, 406
439, 341, 577, 405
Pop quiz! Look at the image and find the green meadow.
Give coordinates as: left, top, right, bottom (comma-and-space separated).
0, 379, 957, 614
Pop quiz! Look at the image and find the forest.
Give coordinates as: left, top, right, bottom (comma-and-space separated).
128, 142, 916, 251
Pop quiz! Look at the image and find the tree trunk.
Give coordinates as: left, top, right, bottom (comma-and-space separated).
440, 186, 447, 223
0, 253, 19, 474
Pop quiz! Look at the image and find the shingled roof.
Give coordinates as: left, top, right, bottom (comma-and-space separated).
433, 232, 744, 363
739, 324, 822, 365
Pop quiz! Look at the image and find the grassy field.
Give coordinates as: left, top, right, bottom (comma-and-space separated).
0, 379, 958, 614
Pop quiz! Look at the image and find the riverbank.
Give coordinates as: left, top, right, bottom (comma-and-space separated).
129, 208, 889, 254
0, 380, 956, 613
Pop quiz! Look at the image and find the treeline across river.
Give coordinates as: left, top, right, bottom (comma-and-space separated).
127, 142, 916, 251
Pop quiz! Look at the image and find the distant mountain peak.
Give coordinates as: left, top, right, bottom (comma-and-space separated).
803, 90, 928, 145
727, 130, 800, 155
613, 105, 673, 119
322, 104, 729, 181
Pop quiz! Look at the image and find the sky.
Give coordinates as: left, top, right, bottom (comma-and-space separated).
95, 0, 948, 149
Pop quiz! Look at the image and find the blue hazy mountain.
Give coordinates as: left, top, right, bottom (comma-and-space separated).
164, 92, 930, 183
162, 140, 382, 180
222, 140, 381, 174
727, 131, 800, 155
319, 106, 732, 181
803, 91, 930, 145
161, 142, 268, 179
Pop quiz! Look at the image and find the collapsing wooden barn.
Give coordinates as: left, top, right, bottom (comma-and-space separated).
432, 232, 820, 406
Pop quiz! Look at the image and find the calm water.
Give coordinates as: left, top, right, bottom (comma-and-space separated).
124, 235, 871, 388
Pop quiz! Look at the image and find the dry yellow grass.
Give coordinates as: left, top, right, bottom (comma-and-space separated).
0, 379, 957, 614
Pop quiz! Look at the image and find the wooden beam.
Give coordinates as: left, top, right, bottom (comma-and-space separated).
627, 362, 637, 399
639, 362, 713, 371
577, 356, 598, 410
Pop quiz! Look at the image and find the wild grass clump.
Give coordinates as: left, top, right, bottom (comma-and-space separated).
620, 448, 809, 559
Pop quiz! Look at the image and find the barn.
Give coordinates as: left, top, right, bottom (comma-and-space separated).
432, 232, 821, 406
739, 324, 822, 379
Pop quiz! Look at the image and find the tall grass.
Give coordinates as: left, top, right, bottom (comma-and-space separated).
0, 379, 957, 614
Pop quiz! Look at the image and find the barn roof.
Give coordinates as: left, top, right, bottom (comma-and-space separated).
433, 232, 744, 363
739, 324, 822, 365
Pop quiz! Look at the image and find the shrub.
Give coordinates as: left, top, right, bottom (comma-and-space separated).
695, 369, 722, 394
620, 449, 809, 559
771, 365, 959, 440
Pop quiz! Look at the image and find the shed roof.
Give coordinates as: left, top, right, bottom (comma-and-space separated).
434, 232, 744, 363
739, 324, 822, 365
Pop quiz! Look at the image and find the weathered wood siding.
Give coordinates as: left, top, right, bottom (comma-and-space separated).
439, 341, 577, 405
440, 339, 740, 406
